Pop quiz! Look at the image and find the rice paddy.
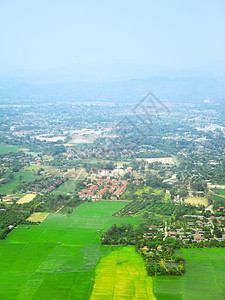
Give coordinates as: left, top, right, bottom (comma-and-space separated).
0, 201, 142, 299
91, 246, 155, 299
153, 248, 225, 300
1, 201, 225, 299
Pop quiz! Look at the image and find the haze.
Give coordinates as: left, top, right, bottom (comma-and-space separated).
1, 0, 225, 74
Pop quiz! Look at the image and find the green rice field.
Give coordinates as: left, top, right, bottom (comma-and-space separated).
153, 248, 225, 300
0, 201, 142, 299
1, 201, 225, 299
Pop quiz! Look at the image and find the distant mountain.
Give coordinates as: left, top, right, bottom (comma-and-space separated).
2, 62, 225, 84
0, 76, 225, 104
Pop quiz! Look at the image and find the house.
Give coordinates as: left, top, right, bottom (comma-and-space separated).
187, 222, 194, 226
194, 235, 205, 241
97, 187, 108, 198
115, 184, 127, 197
196, 220, 203, 225
149, 225, 157, 229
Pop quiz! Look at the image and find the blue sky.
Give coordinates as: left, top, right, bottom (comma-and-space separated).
0, 0, 225, 72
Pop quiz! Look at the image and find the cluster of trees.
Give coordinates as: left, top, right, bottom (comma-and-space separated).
0, 209, 30, 239
140, 249, 184, 276
33, 194, 81, 212
146, 260, 184, 276
114, 197, 198, 219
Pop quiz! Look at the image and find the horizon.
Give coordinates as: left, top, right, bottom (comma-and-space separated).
1, 0, 225, 75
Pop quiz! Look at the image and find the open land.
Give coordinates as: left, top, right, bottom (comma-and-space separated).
34, 136, 66, 142
137, 158, 175, 165
66, 135, 95, 145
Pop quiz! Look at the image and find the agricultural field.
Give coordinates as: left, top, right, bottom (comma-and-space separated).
17, 194, 36, 204
0, 201, 143, 299
184, 197, 208, 206
113, 200, 149, 216
0, 169, 40, 194
134, 186, 152, 195
0, 144, 19, 154
52, 180, 82, 195
27, 212, 49, 222
153, 248, 225, 300
91, 246, 155, 299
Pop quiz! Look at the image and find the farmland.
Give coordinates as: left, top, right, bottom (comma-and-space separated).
153, 248, 225, 300
17, 193, 36, 204
0, 201, 143, 299
91, 246, 155, 299
27, 212, 49, 222
0, 169, 40, 194
0, 144, 19, 154
1, 200, 225, 300
183, 197, 208, 206
52, 180, 82, 195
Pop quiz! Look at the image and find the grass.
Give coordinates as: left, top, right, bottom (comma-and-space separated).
0, 144, 19, 154
164, 193, 171, 201
0, 170, 40, 194
153, 188, 164, 195
91, 246, 156, 299
153, 248, 225, 300
217, 190, 225, 196
52, 180, 82, 195
134, 186, 152, 195
0, 201, 143, 299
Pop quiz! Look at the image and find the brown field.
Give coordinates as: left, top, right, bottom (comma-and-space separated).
184, 197, 208, 206
137, 157, 175, 164
27, 212, 49, 222
17, 194, 36, 204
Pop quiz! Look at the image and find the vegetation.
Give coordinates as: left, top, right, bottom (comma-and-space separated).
0, 202, 143, 300
91, 246, 155, 299
153, 248, 225, 300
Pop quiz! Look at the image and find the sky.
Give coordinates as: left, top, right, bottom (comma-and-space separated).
0, 0, 225, 72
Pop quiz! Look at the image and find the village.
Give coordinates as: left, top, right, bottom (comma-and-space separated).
78, 166, 139, 200
143, 213, 225, 244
